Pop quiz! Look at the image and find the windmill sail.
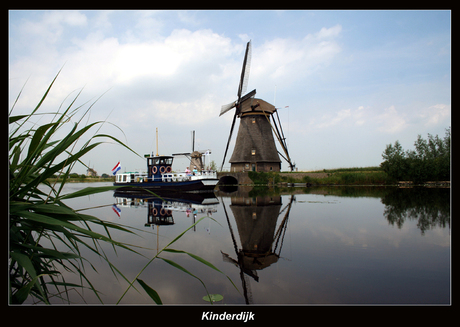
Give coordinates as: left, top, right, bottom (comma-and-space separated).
238, 40, 252, 98
220, 101, 237, 116
220, 40, 254, 171
219, 40, 253, 117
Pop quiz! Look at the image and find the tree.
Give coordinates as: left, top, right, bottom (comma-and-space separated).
208, 160, 217, 171
380, 127, 450, 183
381, 140, 407, 181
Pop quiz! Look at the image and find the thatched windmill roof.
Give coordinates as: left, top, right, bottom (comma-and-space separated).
229, 98, 281, 165
237, 98, 277, 117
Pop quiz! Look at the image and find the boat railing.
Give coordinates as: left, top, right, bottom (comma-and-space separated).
116, 170, 217, 183
161, 170, 217, 182
161, 172, 190, 182
190, 170, 217, 180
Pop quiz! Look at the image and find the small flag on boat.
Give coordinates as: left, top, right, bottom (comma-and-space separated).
112, 204, 121, 217
112, 162, 121, 175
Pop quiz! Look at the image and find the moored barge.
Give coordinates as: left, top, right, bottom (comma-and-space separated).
113, 155, 218, 193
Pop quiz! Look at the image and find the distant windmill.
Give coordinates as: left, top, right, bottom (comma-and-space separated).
220, 40, 295, 172
172, 130, 211, 171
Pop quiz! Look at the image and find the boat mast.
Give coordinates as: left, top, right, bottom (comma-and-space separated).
156, 127, 159, 156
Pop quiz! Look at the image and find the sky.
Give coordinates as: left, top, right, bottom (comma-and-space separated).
8, 10, 451, 174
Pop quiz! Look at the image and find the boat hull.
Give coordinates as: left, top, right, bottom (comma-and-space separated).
113, 179, 218, 193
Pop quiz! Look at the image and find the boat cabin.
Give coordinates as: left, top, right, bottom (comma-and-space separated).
114, 154, 217, 186
115, 171, 147, 183
147, 155, 173, 180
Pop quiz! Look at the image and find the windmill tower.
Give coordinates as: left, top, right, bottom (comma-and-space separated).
220, 41, 294, 172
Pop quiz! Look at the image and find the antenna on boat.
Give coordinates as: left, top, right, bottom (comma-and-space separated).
155, 128, 159, 156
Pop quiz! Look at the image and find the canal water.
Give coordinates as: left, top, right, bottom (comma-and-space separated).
48, 183, 450, 305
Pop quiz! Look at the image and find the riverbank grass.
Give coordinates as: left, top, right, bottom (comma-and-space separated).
249, 167, 396, 186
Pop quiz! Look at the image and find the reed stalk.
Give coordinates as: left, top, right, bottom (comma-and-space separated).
9, 72, 237, 304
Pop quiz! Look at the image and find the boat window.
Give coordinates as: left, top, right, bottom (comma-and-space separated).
151, 157, 173, 165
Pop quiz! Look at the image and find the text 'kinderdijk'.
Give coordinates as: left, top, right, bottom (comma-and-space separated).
202, 311, 255, 322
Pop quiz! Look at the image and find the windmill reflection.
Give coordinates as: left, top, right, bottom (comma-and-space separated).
221, 192, 294, 304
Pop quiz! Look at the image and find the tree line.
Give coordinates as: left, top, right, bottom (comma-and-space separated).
380, 127, 450, 183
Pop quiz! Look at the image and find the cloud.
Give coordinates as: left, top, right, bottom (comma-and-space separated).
417, 104, 451, 126
315, 24, 342, 39
132, 95, 219, 126
354, 106, 366, 125
17, 10, 87, 46
10, 14, 343, 133
317, 108, 351, 129
251, 25, 342, 90
377, 105, 407, 133
9, 24, 236, 120
312, 105, 368, 130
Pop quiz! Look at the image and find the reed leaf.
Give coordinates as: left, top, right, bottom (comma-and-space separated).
9, 71, 237, 305
9, 72, 143, 304
117, 216, 239, 304
163, 248, 240, 293
136, 279, 162, 304
157, 256, 212, 301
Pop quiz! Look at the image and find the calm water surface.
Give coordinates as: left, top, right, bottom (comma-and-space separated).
50, 183, 450, 305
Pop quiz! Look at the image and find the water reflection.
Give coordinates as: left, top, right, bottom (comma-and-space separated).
275, 185, 451, 235
108, 185, 450, 304
114, 191, 219, 229
220, 191, 295, 304
381, 187, 450, 235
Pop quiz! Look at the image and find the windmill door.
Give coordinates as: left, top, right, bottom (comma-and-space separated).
251, 163, 256, 172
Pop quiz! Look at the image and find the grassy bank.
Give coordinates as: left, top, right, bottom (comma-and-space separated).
46, 176, 115, 183
248, 167, 396, 186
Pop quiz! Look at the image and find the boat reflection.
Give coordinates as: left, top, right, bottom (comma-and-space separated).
220, 189, 295, 304
113, 191, 219, 228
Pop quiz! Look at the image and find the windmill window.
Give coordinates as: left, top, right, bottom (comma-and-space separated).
251, 149, 256, 155
252, 118, 256, 124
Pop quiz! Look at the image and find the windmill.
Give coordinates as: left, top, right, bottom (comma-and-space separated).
172, 131, 211, 171
220, 40, 295, 172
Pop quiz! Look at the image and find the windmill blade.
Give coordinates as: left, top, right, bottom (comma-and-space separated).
239, 89, 256, 106
220, 112, 238, 171
219, 41, 253, 170
219, 101, 237, 116
237, 40, 252, 100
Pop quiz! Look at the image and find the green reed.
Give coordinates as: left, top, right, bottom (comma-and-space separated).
9, 72, 236, 304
